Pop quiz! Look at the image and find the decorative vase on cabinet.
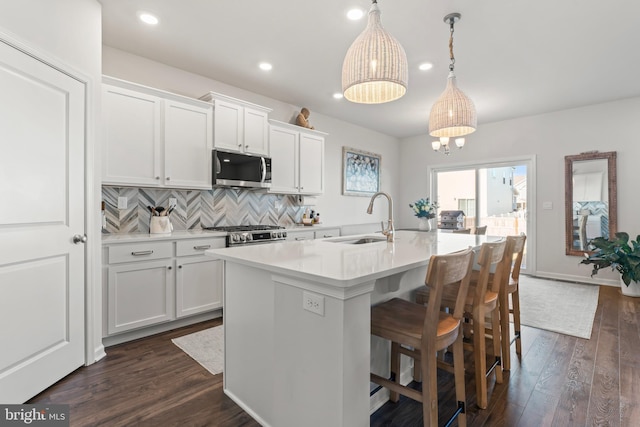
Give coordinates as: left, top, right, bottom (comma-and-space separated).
418, 218, 432, 231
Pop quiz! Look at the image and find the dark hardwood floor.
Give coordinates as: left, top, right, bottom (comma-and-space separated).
30, 285, 639, 426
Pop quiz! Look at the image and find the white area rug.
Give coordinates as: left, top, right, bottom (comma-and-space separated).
518, 276, 599, 339
172, 325, 224, 375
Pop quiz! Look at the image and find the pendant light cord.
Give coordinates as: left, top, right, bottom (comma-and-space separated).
448, 18, 456, 72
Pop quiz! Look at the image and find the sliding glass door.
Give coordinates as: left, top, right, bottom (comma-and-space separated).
431, 157, 534, 272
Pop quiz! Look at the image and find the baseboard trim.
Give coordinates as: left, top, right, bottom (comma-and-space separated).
102, 309, 222, 348
92, 344, 106, 364
530, 272, 618, 287
224, 388, 272, 427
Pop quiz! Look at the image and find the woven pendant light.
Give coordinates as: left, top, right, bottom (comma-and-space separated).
342, 0, 408, 104
429, 13, 476, 138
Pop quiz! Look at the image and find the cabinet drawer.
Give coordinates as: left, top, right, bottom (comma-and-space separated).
176, 238, 225, 257
286, 230, 315, 241
315, 228, 341, 239
108, 241, 173, 264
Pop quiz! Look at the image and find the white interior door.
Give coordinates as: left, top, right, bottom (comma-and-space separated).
0, 40, 85, 403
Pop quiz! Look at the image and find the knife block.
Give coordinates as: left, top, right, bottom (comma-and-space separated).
150, 216, 173, 234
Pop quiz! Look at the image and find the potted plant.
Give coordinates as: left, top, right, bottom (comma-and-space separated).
580, 232, 640, 297
409, 198, 439, 231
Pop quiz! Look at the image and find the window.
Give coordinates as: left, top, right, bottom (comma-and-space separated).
430, 157, 534, 272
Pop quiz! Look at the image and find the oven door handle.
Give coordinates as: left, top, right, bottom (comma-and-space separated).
260, 157, 266, 183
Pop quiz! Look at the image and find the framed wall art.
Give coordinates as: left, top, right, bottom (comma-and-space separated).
342, 147, 381, 196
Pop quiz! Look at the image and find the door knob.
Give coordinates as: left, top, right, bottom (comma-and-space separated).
73, 234, 88, 244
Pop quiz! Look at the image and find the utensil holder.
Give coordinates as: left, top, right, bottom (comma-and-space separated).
150, 216, 173, 234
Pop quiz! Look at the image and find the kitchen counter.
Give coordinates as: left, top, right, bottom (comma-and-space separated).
206, 231, 499, 427
100, 225, 343, 244
101, 229, 226, 244
207, 230, 492, 289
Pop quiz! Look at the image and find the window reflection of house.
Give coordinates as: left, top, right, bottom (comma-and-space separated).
514, 175, 527, 211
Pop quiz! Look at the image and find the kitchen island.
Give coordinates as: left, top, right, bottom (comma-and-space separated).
206, 230, 498, 427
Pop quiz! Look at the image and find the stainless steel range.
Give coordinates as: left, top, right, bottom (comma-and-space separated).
203, 224, 287, 246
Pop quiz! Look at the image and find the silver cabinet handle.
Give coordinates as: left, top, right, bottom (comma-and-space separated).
295, 237, 307, 241
73, 234, 87, 244
193, 245, 211, 250
131, 250, 154, 256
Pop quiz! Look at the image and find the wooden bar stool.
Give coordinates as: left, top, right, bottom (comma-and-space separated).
415, 240, 508, 410
498, 234, 527, 370
371, 248, 475, 427
467, 234, 526, 371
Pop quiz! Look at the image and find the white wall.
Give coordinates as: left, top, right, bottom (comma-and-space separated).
103, 47, 400, 227
400, 97, 640, 284
0, 0, 101, 77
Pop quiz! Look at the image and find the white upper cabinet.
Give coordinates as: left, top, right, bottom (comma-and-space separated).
164, 100, 212, 188
299, 132, 324, 195
268, 120, 326, 195
200, 92, 272, 156
102, 83, 161, 187
102, 76, 213, 190
269, 125, 299, 193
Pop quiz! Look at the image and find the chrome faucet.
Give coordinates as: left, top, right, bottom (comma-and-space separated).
367, 191, 395, 242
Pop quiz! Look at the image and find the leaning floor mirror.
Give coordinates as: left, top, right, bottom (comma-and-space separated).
564, 151, 617, 256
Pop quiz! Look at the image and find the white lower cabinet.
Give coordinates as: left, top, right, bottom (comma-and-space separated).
176, 238, 225, 317
176, 257, 223, 318
107, 259, 174, 335
104, 236, 225, 340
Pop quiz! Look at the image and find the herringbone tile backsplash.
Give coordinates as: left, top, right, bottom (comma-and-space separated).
103, 186, 303, 233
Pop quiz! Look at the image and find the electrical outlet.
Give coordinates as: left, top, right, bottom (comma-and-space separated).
303, 291, 324, 316
169, 198, 177, 208
117, 196, 127, 209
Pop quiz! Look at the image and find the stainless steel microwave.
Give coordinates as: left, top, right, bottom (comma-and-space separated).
212, 150, 271, 189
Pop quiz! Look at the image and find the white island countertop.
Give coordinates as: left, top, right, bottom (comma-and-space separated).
206, 230, 496, 288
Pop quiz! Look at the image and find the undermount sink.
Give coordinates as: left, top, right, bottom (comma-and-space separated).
326, 236, 387, 244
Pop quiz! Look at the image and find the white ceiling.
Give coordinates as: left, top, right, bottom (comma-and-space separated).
100, 0, 640, 139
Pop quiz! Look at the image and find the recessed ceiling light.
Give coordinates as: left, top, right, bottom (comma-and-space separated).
259, 62, 273, 71
138, 12, 159, 25
333, 93, 344, 99
418, 62, 434, 71
347, 9, 364, 20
